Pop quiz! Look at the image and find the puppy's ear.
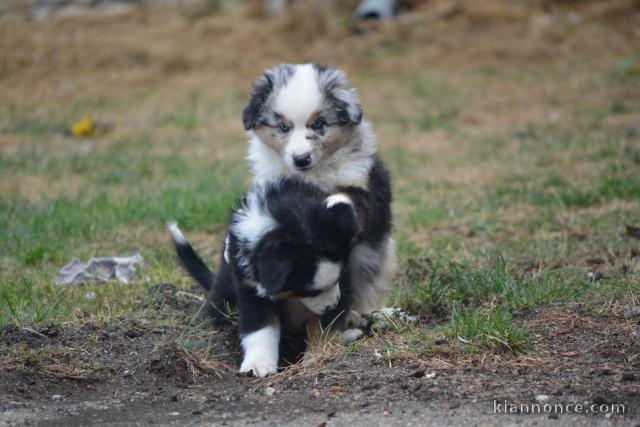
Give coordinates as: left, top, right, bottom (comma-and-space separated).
255, 255, 292, 296
316, 66, 363, 126
242, 71, 274, 130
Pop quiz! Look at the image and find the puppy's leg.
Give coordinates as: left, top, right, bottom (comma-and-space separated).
350, 236, 397, 314
237, 288, 280, 377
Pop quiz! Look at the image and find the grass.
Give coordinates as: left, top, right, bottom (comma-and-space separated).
1, 1, 639, 362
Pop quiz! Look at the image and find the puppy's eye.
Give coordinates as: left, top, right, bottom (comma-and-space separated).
277, 122, 290, 133
310, 117, 325, 131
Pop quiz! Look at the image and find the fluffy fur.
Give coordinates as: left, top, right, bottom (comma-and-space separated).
242, 63, 396, 317
170, 178, 358, 377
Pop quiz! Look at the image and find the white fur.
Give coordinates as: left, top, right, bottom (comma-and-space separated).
274, 64, 322, 124
325, 193, 352, 208
301, 283, 340, 315
285, 130, 313, 158
350, 237, 397, 314
312, 260, 341, 290
239, 322, 280, 377
230, 190, 276, 250
255, 283, 268, 298
166, 221, 186, 245
223, 234, 230, 264
247, 122, 376, 192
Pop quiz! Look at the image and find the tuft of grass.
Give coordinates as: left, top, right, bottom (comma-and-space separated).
396, 255, 588, 318
445, 305, 529, 353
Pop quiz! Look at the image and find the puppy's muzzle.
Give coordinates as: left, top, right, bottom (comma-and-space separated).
292, 153, 312, 170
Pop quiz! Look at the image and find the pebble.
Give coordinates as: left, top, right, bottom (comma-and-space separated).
330, 385, 344, 393
624, 307, 640, 318
535, 394, 550, 402
425, 372, 437, 379
264, 387, 276, 396
621, 372, 635, 382
51, 394, 62, 401
410, 370, 425, 378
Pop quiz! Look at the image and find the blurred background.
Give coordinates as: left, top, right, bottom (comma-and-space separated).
0, 0, 639, 326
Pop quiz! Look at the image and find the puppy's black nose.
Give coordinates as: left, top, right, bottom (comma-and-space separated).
293, 153, 312, 169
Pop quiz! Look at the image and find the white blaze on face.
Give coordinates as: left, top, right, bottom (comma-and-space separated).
274, 65, 323, 165
274, 64, 322, 125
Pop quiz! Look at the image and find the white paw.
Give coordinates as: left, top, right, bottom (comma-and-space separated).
239, 324, 280, 377
325, 193, 352, 208
239, 355, 278, 377
301, 284, 340, 315
341, 328, 364, 343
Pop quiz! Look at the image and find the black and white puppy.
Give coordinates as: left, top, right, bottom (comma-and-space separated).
243, 64, 396, 320
169, 178, 358, 377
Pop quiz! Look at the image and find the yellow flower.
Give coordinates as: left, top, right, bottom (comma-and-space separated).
71, 116, 95, 137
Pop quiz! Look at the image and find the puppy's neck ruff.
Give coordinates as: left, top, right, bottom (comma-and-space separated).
247, 121, 377, 192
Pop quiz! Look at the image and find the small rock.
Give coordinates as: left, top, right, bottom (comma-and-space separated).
621, 372, 635, 382
624, 307, 640, 318
560, 351, 580, 357
327, 410, 336, 418
382, 410, 391, 417
625, 225, 640, 239
425, 372, 437, 379
264, 387, 276, 396
330, 385, 344, 394
410, 370, 425, 378
51, 394, 62, 401
599, 368, 613, 376
536, 394, 550, 402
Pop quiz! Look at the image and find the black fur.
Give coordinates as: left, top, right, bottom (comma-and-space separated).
242, 72, 274, 130
338, 156, 392, 247
171, 236, 216, 291
171, 178, 358, 340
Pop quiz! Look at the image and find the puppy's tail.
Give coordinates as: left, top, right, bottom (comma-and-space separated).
167, 221, 215, 291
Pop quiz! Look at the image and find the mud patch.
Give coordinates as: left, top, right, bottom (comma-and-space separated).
1, 302, 638, 425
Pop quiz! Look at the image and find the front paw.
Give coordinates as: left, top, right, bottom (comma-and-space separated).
239, 355, 278, 378
340, 328, 364, 343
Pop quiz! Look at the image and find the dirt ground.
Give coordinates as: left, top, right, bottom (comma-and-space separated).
1, 284, 638, 425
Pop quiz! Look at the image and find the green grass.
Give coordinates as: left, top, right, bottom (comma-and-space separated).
1, 27, 639, 364
446, 305, 530, 353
